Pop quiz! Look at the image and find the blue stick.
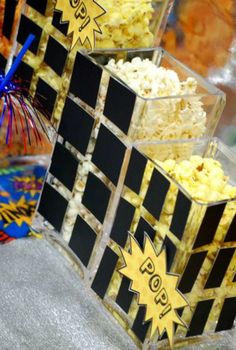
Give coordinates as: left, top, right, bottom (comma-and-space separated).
0, 34, 35, 93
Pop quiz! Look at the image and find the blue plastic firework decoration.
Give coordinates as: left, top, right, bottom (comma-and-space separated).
0, 34, 50, 152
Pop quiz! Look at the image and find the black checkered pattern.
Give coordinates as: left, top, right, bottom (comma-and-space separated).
15, 0, 139, 137
14, 4, 142, 278
103, 77, 136, 135
15, 2, 70, 120
20, 2, 236, 346
38, 93, 127, 269
30, 31, 132, 270
90, 147, 236, 344
15, 2, 107, 123
38, 135, 236, 345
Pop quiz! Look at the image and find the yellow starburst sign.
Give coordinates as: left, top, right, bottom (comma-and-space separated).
55, 0, 106, 49
119, 234, 188, 348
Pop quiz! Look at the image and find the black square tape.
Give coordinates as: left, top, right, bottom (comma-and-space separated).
91, 247, 118, 299
143, 168, 170, 221
186, 300, 214, 337
205, 248, 235, 289
52, 11, 69, 35
116, 276, 134, 313
135, 217, 155, 248
216, 297, 236, 332
162, 236, 177, 271
49, 142, 79, 192
35, 78, 57, 116
0, 54, 7, 71
178, 251, 207, 294
125, 148, 147, 194
69, 215, 97, 267
193, 203, 226, 249
38, 183, 68, 232
110, 198, 135, 248
26, 0, 47, 15
103, 77, 136, 135
92, 124, 126, 185
58, 97, 94, 156
70, 52, 102, 109
170, 190, 192, 241
82, 172, 111, 223
115, 217, 156, 317
2, 0, 17, 39
224, 214, 236, 242
17, 15, 42, 54
44, 36, 68, 76
131, 306, 151, 343
14, 59, 34, 88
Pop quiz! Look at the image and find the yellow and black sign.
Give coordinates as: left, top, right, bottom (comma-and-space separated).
55, 0, 106, 49
119, 234, 188, 348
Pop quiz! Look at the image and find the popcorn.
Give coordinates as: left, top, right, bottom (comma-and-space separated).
96, 0, 155, 48
102, 58, 207, 141
105, 155, 236, 341
158, 156, 236, 203
16, 1, 175, 128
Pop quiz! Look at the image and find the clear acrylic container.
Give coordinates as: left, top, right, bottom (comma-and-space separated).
34, 136, 236, 349
17, 0, 174, 49
32, 50, 225, 277
88, 47, 225, 143
31, 46, 226, 249
87, 137, 236, 349
11, 1, 174, 126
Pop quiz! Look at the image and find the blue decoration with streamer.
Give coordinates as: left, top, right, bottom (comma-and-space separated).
0, 34, 50, 150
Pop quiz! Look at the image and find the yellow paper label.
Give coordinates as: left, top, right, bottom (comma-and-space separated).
119, 234, 188, 348
55, 0, 106, 49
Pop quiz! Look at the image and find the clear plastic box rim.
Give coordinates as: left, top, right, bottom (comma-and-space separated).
84, 47, 225, 100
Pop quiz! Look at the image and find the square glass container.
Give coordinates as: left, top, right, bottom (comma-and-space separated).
34, 136, 236, 349
32, 48, 225, 249
86, 137, 236, 349
11, 0, 173, 125
88, 47, 225, 143
34, 47, 225, 274
33, 47, 226, 248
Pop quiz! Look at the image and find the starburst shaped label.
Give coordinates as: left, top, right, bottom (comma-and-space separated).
55, 0, 106, 49
119, 234, 188, 348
